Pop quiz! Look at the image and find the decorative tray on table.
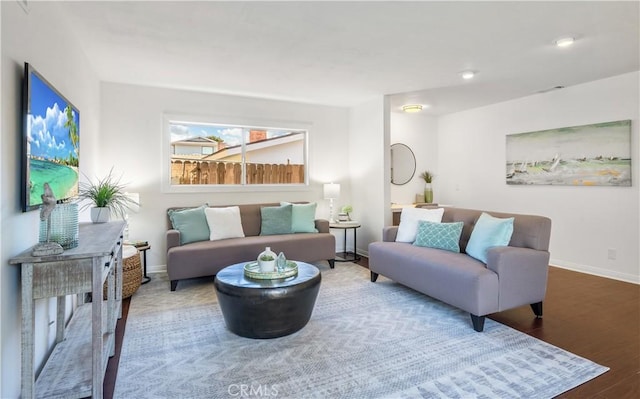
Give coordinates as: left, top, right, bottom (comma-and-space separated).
244, 260, 298, 280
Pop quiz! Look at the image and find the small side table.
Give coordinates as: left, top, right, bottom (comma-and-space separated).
329, 222, 361, 262
126, 240, 151, 284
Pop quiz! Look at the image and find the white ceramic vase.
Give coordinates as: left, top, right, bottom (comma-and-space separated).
257, 246, 277, 272
90, 207, 111, 223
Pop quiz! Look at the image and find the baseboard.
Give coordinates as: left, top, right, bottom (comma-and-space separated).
149, 264, 168, 274
356, 247, 369, 258
550, 259, 639, 285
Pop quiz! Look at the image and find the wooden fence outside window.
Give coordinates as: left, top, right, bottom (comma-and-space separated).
170, 159, 304, 185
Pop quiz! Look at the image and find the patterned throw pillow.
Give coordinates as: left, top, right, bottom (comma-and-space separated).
395, 207, 445, 243
413, 220, 463, 253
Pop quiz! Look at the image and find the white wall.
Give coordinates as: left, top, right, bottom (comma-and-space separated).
437, 72, 639, 283
1, 2, 101, 397
390, 112, 439, 205
0, 1, 4, 389
348, 97, 389, 256
99, 82, 350, 271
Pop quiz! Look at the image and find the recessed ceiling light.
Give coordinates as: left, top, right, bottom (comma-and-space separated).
461, 71, 475, 80
555, 37, 575, 47
402, 104, 423, 113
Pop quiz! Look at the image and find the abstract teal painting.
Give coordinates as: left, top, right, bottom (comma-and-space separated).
506, 120, 631, 186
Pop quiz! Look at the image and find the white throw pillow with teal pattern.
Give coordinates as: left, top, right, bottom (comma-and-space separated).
413, 220, 463, 252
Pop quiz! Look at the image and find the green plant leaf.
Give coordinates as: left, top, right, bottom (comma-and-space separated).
78, 167, 138, 219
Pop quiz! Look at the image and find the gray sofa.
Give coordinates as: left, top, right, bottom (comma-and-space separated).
368, 207, 552, 331
166, 203, 335, 291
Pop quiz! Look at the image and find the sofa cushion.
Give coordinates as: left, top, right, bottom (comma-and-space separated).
204, 206, 245, 241
413, 220, 463, 252
168, 205, 210, 245
466, 212, 514, 263
396, 207, 445, 243
282, 202, 318, 233
260, 204, 293, 235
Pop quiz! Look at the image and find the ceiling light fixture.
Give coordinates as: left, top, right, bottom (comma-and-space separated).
555, 37, 575, 47
402, 104, 423, 113
461, 71, 475, 80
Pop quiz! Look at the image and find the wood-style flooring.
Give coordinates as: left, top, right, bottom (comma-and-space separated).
104, 258, 639, 398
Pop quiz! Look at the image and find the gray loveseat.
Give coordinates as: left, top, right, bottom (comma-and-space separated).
166, 203, 335, 291
368, 207, 551, 331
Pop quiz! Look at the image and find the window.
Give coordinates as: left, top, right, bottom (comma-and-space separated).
163, 115, 309, 192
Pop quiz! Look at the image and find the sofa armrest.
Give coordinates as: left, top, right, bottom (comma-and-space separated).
166, 229, 181, 251
382, 226, 399, 242
315, 219, 329, 233
486, 246, 550, 310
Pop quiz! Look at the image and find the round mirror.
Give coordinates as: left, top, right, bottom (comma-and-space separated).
390, 143, 416, 185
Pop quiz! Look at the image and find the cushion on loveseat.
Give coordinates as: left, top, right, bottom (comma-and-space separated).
168, 205, 210, 244
466, 212, 514, 263
204, 206, 245, 240
282, 202, 318, 233
260, 204, 293, 235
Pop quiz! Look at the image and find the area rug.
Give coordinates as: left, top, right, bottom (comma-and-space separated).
114, 263, 608, 399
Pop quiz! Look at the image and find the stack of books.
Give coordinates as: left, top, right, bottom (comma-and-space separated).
124, 239, 148, 247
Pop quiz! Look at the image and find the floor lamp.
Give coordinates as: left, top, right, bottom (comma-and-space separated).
323, 183, 340, 223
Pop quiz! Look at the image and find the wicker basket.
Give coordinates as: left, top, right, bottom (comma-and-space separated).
104, 245, 142, 299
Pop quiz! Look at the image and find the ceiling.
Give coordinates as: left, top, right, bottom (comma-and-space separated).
54, 1, 639, 115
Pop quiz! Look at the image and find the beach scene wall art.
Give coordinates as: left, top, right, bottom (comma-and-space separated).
25, 69, 80, 209
506, 120, 631, 186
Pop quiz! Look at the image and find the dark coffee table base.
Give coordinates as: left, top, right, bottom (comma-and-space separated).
214, 263, 321, 339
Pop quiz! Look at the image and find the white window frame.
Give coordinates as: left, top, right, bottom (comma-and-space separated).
161, 113, 311, 193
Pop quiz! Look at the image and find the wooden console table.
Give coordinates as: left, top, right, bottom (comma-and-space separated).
10, 221, 125, 399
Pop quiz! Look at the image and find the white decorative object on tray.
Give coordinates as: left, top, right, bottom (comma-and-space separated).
257, 247, 277, 272
244, 261, 298, 280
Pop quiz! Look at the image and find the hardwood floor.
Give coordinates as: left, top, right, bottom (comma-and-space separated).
104, 259, 639, 398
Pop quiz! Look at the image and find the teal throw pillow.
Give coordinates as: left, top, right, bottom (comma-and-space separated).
281, 202, 318, 233
413, 220, 463, 253
466, 212, 515, 263
168, 205, 210, 245
260, 204, 293, 235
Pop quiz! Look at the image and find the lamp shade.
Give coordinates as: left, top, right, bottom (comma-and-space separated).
323, 183, 340, 199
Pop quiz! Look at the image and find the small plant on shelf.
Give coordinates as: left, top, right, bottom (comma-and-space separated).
259, 254, 275, 261
78, 167, 138, 223
419, 171, 435, 203
341, 205, 353, 221
419, 171, 434, 184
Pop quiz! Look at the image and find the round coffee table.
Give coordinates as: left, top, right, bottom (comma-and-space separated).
214, 261, 321, 339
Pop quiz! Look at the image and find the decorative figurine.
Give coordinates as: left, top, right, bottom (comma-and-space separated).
32, 183, 64, 256
277, 252, 287, 272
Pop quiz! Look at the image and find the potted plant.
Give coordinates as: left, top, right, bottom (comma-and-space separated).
340, 205, 353, 221
78, 168, 138, 223
419, 171, 435, 203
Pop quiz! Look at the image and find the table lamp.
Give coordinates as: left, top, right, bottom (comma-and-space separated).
323, 183, 340, 223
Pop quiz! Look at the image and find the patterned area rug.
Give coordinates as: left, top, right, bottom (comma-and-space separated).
115, 263, 608, 398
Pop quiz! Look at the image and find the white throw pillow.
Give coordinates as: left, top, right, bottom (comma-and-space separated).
204, 206, 245, 241
395, 207, 445, 243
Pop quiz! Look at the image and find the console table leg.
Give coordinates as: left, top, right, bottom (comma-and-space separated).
22, 263, 35, 399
